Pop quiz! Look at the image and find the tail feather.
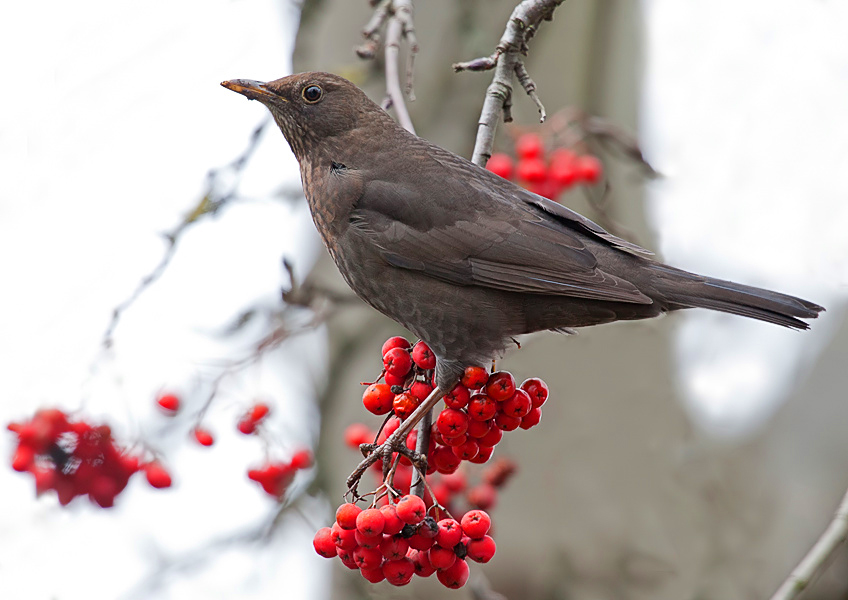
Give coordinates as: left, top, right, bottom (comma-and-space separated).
654, 267, 824, 330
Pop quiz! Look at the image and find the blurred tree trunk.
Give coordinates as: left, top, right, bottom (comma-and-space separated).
294, 1, 848, 598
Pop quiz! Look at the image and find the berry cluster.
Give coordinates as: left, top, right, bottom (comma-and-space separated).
314, 495, 495, 588
486, 132, 603, 200
155, 392, 313, 500
7, 408, 163, 507
247, 449, 313, 499
362, 337, 548, 476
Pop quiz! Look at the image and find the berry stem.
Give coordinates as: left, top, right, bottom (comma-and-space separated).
410, 408, 432, 498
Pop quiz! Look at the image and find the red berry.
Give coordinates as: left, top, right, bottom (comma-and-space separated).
428, 544, 457, 570
467, 483, 498, 510
192, 427, 214, 447
337, 547, 359, 569
549, 148, 577, 186
248, 402, 270, 423
356, 508, 386, 536
380, 504, 405, 535
344, 423, 373, 449
360, 565, 386, 583
432, 445, 462, 474
313, 527, 337, 558
466, 417, 493, 438
516, 157, 547, 183
383, 557, 415, 586
461, 366, 489, 389
393, 392, 420, 420
437, 557, 469, 588
380, 535, 409, 560
441, 471, 467, 493
468, 393, 498, 421
381, 335, 410, 357
444, 384, 470, 409
331, 523, 357, 549
290, 449, 313, 470
362, 383, 394, 415
485, 371, 516, 402
478, 425, 503, 447
494, 412, 522, 431
436, 518, 463, 548
407, 532, 435, 551
452, 438, 480, 461
354, 546, 384, 570
156, 393, 180, 414
501, 388, 532, 418
355, 529, 382, 548
469, 444, 494, 464
383, 346, 413, 377
411, 341, 436, 370
486, 153, 514, 179
410, 548, 436, 577
144, 462, 172, 489
520, 406, 543, 429
515, 133, 544, 160
575, 154, 603, 184
521, 377, 549, 408
11, 445, 34, 472
236, 418, 256, 435
409, 380, 433, 402
436, 408, 468, 438
467, 535, 497, 563
335, 502, 362, 530
384, 371, 406, 387
461, 510, 491, 539
441, 433, 467, 447
395, 494, 426, 524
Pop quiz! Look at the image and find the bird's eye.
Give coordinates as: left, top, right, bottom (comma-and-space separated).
302, 85, 323, 103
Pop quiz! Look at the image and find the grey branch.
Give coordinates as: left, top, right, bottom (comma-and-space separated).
770, 485, 848, 600
358, 0, 419, 133
454, 0, 566, 166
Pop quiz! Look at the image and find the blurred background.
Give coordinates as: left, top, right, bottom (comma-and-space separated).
1, 1, 847, 598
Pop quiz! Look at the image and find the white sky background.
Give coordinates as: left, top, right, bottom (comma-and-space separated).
642, 0, 848, 435
0, 1, 331, 599
2, 1, 848, 599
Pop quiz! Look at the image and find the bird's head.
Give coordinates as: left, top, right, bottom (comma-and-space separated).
222, 72, 390, 161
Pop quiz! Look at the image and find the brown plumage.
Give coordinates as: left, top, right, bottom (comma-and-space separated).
222, 72, 823, 394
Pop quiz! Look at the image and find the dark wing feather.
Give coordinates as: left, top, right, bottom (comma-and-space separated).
346, 144, 653, 305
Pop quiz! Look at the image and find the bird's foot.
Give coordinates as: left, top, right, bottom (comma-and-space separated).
345, 433, 428, 501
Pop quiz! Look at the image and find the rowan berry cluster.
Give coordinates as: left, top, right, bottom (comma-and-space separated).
316, 335, 548, 587
156, 392, 313, 500
486, 132, 603, 200
7, 408, 163, 507
314, 495, 495, 588
362, 336, 548, 475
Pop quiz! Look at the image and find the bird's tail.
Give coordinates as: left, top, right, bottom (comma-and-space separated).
651, 264, 824, 330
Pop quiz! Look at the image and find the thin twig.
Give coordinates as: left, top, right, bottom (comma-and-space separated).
455, 0, 566, 166
101, 118, 270, 349
770, 486, 848, 600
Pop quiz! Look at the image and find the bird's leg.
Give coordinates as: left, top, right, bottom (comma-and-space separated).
346, 386, 447, 495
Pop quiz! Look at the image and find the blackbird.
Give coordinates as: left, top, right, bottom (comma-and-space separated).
222, 72, 823, 458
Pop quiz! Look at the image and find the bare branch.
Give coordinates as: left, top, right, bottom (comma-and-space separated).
385, 11, 416, 133
455, 0, 566, 166
101, 117, 271, 349
410, 408, 432, 497
770, 486, 848, 600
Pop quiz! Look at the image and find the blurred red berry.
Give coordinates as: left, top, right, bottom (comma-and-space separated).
156, 393, 180, 414
515, 133, 544, 160
486, 153, 514, 179
192, 427, 214, 447
516, 157, 547, 183
575, 154, 603, 184
144, 462, 172, 489
344, 423, 373, 448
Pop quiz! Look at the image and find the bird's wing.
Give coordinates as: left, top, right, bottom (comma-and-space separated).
347, 157, 652, 305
